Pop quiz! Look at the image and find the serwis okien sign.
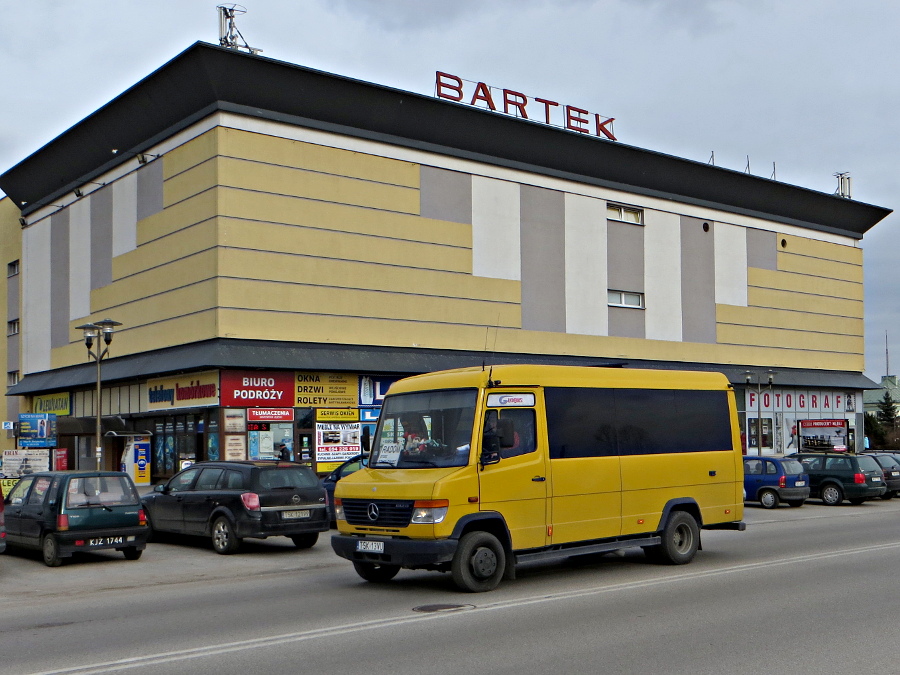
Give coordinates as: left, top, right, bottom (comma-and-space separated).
435, 71, 616, 141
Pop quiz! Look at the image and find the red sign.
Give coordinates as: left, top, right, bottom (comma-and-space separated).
436, 71, 616, 141
220, 371, 295, 407
248, 408, 294, 422
54, 448, 67, 470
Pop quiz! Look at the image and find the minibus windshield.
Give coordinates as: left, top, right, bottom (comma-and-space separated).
371, 389, 477, 469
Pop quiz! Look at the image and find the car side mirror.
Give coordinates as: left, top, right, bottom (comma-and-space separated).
153, 484, 166, 493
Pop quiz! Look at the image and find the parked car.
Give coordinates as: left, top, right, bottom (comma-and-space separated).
142, 461, 329, 554
788, 452, 886, 505
2, 471, 148, 566
743, 455, 810, 508
862, 452, 900, 498
321, 454, 367, 522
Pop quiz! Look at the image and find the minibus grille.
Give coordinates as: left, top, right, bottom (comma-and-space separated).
343, 499, 414, 527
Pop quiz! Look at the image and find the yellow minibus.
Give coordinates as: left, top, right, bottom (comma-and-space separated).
331, 364, 745, 592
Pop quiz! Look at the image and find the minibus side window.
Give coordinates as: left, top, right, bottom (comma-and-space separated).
483, 408, 537, 459
546, 388, 617, 459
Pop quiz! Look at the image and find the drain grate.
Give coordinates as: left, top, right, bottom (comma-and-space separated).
412, 603, 473, 613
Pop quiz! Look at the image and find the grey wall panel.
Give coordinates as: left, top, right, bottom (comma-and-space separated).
747, 227, 777, 270
7, 334, 19, 372
607, 221, 644, 292
520, 185, 565, 332
50, 210, 71, 349
136, 158, 164, 221
681, 216, 717, 343
90, 185, 113, 289
7, 271, 18, 321
420, 166, 472, 224
608, 306, 645, 338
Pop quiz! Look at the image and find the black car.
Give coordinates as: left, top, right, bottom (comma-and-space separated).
142, 461, 329, 554
862, 453, 900, 498
3, 471, 149, 566
789, 452, 886, 505
321, 454, 368, 523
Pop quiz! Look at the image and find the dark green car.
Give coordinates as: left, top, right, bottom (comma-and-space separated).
789, 452, 886, 505
2, 471, 149, 566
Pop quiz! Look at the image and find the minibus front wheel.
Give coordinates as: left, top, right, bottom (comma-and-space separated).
451, 531, 506, 592
645, 511, 699, 565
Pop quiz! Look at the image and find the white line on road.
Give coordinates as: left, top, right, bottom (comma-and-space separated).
30, 540, 900, 675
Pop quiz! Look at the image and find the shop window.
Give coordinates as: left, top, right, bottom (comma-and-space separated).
7, 319, 19, 336
7, 260, 19, 277
608, 290, 644, 308
607, 204, 643, 224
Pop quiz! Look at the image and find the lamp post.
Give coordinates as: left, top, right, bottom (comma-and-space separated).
75, 319, 122, 470
744, 369, 775, 454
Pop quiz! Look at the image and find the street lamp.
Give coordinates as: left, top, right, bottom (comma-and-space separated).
75, 319, 122, 470
745, 369, 775, 454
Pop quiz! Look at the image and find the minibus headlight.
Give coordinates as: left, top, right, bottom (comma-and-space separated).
411, 500, 449, 524
334, 498, 345, 520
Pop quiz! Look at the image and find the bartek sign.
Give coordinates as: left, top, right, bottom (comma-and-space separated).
435, 71, 616, 141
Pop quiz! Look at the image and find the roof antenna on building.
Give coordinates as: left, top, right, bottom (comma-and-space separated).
834, 171, 852, 199
708, 151, 715, 165
887, 330, 890, 378
745, 156, 751, 174
217, 4, 262, 55
770, 162, 776, 180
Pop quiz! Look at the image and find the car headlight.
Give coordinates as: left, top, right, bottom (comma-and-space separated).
411, 500, 449, 524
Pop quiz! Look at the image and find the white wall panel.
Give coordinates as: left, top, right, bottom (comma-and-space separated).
69, 199, 92, 320
715, 222, 749, 306
112, 172, 138, 257
22, 223, 52, 373
644, 210, 683, 341
564, 193, 607, 336
472, 176, 520, 280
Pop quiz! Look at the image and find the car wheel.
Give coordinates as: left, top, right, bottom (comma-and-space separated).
451, 531, 506, 592
880, 491, 894, 500
759, 489, 780, 509
122, 547, 143, 561
786, 500, 805, 507
821, 484, 843, 505
645, 511, 700, 565
42, 534, 62, 567
352, 561, 401, 583
211, 516, 241, 554
848, 498, 866, 505
290, 533, 318, 549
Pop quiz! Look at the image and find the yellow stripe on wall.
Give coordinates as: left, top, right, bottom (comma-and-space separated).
749, 268, 862, 301
747, 287, 864, 318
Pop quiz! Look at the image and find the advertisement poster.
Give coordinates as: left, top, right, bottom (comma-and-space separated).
18, 413, 57, 448
1, 448, 50, 477
798, 419, 849, 451
223, 408, 247, 433
316, 422, 361, 472
224, 435, 247, 460
54, 449, 68, 471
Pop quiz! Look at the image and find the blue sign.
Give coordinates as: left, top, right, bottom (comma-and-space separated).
358, 376, 401, 407
18, 413, 57, 448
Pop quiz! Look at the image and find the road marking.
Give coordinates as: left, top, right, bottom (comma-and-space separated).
30, 540, 900, 675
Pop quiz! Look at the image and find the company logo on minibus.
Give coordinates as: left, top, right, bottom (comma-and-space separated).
486, 393, 535, 407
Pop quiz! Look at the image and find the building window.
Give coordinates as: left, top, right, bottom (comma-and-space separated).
7, 319, 19, 336
607, 204, 643, 224
7, 260, 19, 277
608, 290, 644, 308
7, 371, 19, 387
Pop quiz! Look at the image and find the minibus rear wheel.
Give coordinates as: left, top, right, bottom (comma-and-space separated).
645, 511, 699, 565
452, 531, 506, 592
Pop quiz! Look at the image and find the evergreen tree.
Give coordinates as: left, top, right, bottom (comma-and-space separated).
865, 411, 886, 448
876, 391, 897, 429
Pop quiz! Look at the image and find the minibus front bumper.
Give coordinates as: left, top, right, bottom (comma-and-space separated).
331, 534, 458, 568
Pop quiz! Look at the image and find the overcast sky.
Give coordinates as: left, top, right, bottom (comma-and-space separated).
2, 0, 897, 381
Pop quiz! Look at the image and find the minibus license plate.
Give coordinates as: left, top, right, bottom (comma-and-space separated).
89, 536, 123, 546
356, 540, 384, 553
282, 510, 310, 519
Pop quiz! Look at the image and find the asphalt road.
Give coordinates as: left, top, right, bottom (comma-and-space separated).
2, 499, 899, 675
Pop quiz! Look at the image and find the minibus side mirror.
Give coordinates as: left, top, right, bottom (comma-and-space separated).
480, 448, 501, 466
361, 426, 371, 454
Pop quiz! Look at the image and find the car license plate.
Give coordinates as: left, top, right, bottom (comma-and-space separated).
873, 476, 882, 482
89, 536, 123, 546
282, 510, 310, 519
892, 472, 899, 477
795, 480, 806, 487
356, 540, 385, 553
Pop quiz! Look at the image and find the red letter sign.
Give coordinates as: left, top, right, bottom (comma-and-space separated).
435, 71, 464, 102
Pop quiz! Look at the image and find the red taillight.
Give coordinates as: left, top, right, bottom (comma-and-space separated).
324, 491, 329, 506
854, 472, 866, 484
138, 508, 147, 526
57, 514, 69, 531
779, 475, 786, 488
241, 492, 261, 511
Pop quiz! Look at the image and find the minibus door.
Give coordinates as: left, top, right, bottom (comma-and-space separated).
477, 404, 549, 550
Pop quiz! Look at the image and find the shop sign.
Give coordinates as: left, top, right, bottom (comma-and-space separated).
361, 408, 381, 422
18, 413, 56, 448
221, 371, 294, 407
358, 375, 401, 407
435, 71, 616, 141
146, 371, 219, 410
317, 408, 359, 421
223, 408, 247, 433
248, 408, 294, 422
746, 388, 857, 413
296, 372, 359, 407
33, 392, 71, 416
1, 448, 50, 478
